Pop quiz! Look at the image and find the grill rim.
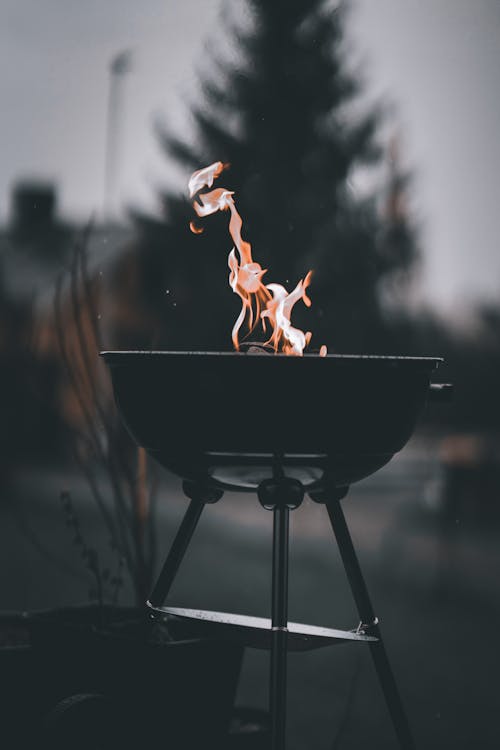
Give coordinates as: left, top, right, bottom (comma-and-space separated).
101, 350, 443, 369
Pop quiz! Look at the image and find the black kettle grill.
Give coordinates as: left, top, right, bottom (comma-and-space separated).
102, 349, 451, 750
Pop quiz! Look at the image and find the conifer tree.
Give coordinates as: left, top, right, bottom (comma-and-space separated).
134, 0, 417, 352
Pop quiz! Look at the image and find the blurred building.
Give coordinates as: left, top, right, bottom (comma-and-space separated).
0, 180, 133, 478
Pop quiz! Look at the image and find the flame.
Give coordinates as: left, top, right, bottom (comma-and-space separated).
189, 163, 326, 356
189, 221, 204, 235
188, 161, 228, 198
262, 274, 313, 356
193, 188, 235, 217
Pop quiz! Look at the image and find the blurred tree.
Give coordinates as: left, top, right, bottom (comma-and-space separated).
133, 0, 418, 352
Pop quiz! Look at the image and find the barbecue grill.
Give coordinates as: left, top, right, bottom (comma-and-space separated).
102, 349, 451, 750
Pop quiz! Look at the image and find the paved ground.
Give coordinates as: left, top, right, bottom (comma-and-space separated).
1, 436, 500, 749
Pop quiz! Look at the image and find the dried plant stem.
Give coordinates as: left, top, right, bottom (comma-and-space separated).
52, 227, 156, 606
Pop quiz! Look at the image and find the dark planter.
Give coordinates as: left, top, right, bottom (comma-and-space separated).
0, 605, 244, 749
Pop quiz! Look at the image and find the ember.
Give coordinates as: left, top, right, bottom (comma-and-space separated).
189, 161, 326, 356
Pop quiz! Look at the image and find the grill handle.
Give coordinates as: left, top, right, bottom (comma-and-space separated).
428, 383, 453, 402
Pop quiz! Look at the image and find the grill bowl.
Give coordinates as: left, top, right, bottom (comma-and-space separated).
101, 351, 442, 490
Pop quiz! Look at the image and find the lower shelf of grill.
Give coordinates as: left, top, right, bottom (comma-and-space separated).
149, 605, 378, 651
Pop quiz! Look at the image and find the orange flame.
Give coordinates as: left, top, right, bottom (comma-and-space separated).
188, 161, 229, 199
262, 273, 313, 356
189, 221, 204, 235
189, 163, 326, 356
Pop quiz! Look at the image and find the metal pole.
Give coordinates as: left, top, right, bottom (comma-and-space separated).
270, 504, 290, 750
148, 481, 222, 609
325, 497, 417, 750
103, 50, 132, 222
259, 475, 303, 750
148, 499, 204, 608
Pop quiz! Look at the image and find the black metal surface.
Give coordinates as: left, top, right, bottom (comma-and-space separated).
324, 496, 417, 750
101, 350, 442, 490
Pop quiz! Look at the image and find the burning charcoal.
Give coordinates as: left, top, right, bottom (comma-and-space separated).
245, 345, 272, 355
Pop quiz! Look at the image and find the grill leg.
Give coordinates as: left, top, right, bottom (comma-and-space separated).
148, 481, 222, 608
270, 504, 290, 750
259, 476, 304, 750
325, 494, 417, 750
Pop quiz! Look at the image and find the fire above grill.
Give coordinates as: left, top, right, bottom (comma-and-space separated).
102, 349, 447, 491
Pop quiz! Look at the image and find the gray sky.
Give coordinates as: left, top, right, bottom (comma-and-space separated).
1, 0, 500, 313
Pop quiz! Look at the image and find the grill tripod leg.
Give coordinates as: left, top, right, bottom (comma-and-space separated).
325, 496, 417, 750
259, 476, 304, 750
148, 481, 223, 609
270, 504, 290, 750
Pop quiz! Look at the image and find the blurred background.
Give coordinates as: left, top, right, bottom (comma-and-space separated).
0, 1, 499, 748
